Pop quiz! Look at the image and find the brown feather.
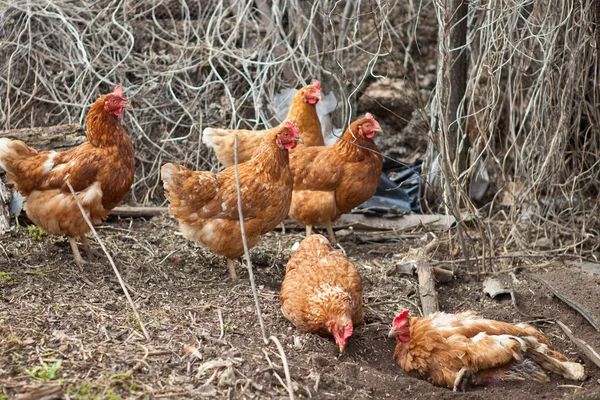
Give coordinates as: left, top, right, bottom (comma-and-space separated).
288, 117, 382, 227
162, 125, 295, 260
0, 93, 135, 237
280, 235, 363, 338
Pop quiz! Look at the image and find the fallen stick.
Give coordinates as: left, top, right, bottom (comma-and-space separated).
413, 237, 440, 316
531, 275, 600, 332
556, 321, 600, 368
110, 206, 168, 218
233, 134, 294, 400
66, 180, 150, 341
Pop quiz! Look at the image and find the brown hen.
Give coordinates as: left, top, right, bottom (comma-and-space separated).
162, 121, 302, 280
0, 86, 134, 267
202, 80, 322, 167
288, 113, 383, 244
280, 234, 363, 352
389, 310, 586, 391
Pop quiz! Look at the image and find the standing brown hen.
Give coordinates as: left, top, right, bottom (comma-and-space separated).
202, 80, 323, 167
0, 86, 135, 267
162, 121, 302, 280
388, 310, 586, 391
288, 113, 383, 244
280, 234, 363, 352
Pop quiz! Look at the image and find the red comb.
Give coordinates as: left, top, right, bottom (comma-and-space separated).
284, 121, 299, 135
312, 80, 321, 91
393, 310, 410, 325
113, 86, 123, 97
365, 112, 381, 127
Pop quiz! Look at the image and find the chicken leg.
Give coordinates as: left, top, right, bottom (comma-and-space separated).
68, 236, 86, 268
80, 234, 102, 257
325, 220, 336, 246
453, 367, 475, 392
227, 258, 239, 281
306, 225, 312, 237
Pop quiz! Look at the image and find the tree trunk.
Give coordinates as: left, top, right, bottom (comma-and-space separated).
446, 0, 469, 174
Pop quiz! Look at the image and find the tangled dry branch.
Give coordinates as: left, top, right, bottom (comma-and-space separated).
0, 0, 400, 203
428, 0, 600, 266
1, 0, 598, 258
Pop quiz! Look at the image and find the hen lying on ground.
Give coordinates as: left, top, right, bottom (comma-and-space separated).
288, 113, 383, 245
202, 80, 322, 167
280, 234, 363, 352
162, 122, 302, 280
388, 309, 586, 391
0, 86, 135, 267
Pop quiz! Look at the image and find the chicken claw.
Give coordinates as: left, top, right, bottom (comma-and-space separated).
68, 236, 87, 269
80, 235, 102, 257
227, 259, 239, 281
453, 367, 474, 392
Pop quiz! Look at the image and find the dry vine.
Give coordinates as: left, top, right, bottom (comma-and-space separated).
0, 0, 400, 202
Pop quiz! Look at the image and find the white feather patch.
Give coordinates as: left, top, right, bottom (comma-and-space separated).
0, 138, 12, 171
43, 152, 57, 172
79, 181, 103, 205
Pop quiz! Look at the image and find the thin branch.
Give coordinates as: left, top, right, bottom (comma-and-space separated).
233, 133, 268, 344
65, 180, 150, 341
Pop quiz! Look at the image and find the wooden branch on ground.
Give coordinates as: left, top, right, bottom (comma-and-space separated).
412, 238, 440, 316
556, 321, 600, 368
531, 275, 600, 331
110, 206, 168, 218
0, 124, 85, 151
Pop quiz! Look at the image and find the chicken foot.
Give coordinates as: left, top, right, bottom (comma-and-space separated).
306, 225, 312, 237
453, 367, 475, 392
226, 258, 239, 281
325, 220, 336, 245
80, 235, 102, 257
68, 236, 86, 268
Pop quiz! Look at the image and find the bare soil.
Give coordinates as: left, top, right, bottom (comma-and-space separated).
1, 216, 599, 400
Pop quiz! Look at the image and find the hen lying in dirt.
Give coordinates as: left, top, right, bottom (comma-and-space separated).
388, 309, 585, 391
280, 234, 363, 352
0, 86, 135, 267
162, 122, 302, 280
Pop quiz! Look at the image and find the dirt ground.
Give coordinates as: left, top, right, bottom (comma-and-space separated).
1, 215, 599, 400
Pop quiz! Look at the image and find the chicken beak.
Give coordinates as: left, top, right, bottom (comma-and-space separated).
387, 327, 397, 338
338, 343, 345, 353
296, 136, 304, 144
373, 127, 383, 133
122, 102, 133, 110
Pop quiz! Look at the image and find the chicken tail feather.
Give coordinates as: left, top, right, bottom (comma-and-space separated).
524, 338, 586, 381
0, 138, 36, 172
161, 163, 191, 194
202, 127, 230, 149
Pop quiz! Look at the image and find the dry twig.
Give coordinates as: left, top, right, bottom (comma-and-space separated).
65, 180, 150, 341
